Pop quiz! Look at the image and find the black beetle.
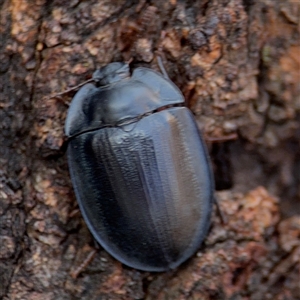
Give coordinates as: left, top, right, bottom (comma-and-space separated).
65, 62, 214, 272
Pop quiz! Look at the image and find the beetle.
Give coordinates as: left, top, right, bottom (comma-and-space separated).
65, 61, 214, 272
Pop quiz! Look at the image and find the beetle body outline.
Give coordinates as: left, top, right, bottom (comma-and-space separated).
65, 62, 214, 271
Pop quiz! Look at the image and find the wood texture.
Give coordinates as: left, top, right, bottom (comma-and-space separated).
0, 0, 299, 299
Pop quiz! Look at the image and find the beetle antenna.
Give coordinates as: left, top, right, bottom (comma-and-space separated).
157, 56, 169, 79
156, 30, 169, 79
47, 78, 95, 101
126, 57, 133, 65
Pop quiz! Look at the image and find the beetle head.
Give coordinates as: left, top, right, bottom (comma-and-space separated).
93, 62, 130, 86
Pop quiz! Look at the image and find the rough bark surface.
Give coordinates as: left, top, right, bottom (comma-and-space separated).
0, 0, 299, 299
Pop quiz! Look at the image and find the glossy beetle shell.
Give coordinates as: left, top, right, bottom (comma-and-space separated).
65, 63, 214, 271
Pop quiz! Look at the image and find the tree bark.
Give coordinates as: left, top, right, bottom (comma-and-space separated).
0, 0, 299, 299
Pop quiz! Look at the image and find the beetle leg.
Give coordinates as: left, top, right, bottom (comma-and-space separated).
205, 133, 238, 143
70, 248, 97, 279
59, 135, 69, 154
214, 196, 228, 224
